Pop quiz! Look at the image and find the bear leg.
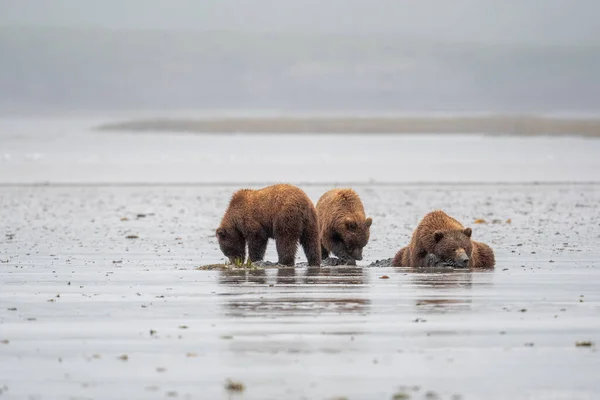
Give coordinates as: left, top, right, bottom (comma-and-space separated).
473, 241, 495, 269
321, 245, 329, 260
275, 235, 299, 266
410, 248, 429, 268
248, 235, 269, 263
300, 223, 322, 267
391, 247, 406, 267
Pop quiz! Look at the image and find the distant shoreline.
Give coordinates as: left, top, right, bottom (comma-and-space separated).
95, 115, 600, 137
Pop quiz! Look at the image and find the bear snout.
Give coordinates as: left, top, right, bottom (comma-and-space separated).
351, 248, 363, 261
456, 253, 470, 268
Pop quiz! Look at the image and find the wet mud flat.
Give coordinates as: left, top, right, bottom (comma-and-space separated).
1, 184, 600, 399
95, 115, 600, 137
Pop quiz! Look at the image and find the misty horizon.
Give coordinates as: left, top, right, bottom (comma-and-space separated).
1, 1, 599, 114
2, 0, 600, 45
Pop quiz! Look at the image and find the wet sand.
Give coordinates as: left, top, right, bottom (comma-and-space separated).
96, 115, 600, 137
1, 184, 599, 399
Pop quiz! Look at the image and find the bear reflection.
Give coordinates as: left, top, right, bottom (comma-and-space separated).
217, 264, 366, 286
305, 266, 365, 285
218, 268, 267, 285
219, 265, 369, 317
410, 268, 474, 289
409, 268, 494, 313
276, 267, 296, 285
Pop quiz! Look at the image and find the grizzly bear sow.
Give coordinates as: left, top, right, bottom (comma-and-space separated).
216, 184, 321, 266
392, 210, 495, 269
316, 188, 372, 265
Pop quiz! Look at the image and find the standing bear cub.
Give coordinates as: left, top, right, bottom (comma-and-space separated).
316, 188, 372, 265
216, 184, 321, 266
392, 210, 495, 269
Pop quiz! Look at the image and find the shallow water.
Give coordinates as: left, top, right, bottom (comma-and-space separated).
1, 117, 600, 184
1, 184, 599, 399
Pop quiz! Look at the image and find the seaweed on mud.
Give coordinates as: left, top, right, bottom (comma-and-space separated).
197, 257, 261, 270
196, 263, 231, 270
225, 379, 245, 392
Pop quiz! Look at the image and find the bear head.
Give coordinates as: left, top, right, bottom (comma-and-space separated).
432, 227, 473, 268
334, 216, 373, 261
216, 227, 245, 264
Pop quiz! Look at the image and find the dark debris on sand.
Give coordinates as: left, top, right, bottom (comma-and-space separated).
198, 257, 365, 270
366, 258, 394, 268
196, 257, 438, 270
196, 257, 478, 272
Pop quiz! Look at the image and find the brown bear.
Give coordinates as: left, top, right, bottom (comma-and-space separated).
316, 188, 372, 265
216, 183, 321, 266
391, 210, 495, 269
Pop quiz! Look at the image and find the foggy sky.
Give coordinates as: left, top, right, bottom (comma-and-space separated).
2, 0, 599, 113
2, 0, 600, 45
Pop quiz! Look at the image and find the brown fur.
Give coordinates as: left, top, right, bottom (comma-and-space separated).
392, 210, 495, 269
471, 240, 495, 269
391, 247, 405, 267
316, 188, 372, 265
216, 184, 321, 266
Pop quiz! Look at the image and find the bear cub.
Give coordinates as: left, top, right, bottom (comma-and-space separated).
316, 188, 372, 265
392, 210, 495, 269
216, 184, 321, 266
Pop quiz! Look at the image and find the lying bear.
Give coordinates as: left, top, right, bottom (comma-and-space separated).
316, 188, 372, 265
392, 210, 495, 269
216, 183, 321, 266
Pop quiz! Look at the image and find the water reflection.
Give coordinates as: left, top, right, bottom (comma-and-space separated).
218, 266, 369, 317
218, 268, 267, 285
408, 269, 482, 314
410, 268, 474, 289
305, 266, 366, 285
223, 297, 370, 317
217, 266, 367, 286
276, 267, 296, 285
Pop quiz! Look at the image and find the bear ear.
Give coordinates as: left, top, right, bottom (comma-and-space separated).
216, 227, 227, 239
434, 231, 444, 242
463, 227, 472, 238
345, 218, 358, 230
365, 217, 372, 227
